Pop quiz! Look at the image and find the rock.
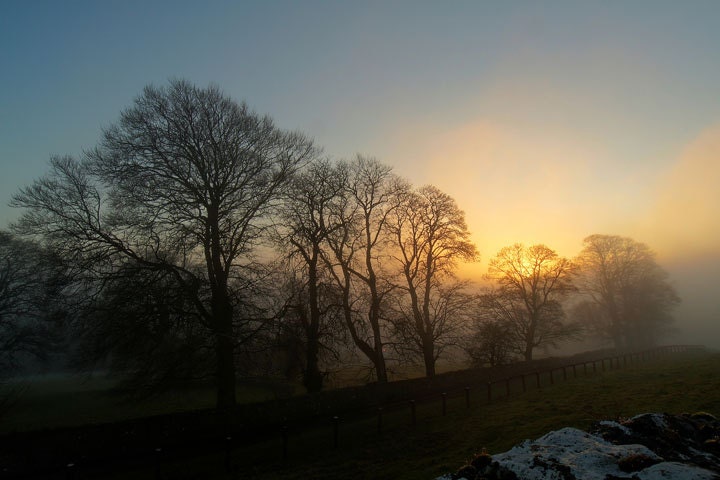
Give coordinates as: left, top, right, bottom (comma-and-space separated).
437, 413, 720, 480
592, 413, 720, 473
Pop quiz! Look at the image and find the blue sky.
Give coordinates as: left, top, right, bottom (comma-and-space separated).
2, 0, 719, 262
2, 1, 720, 345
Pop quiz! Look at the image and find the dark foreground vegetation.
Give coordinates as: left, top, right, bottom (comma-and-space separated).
1, 347, 716, 479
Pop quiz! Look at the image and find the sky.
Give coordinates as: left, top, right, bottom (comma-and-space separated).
1, 1, 719, 344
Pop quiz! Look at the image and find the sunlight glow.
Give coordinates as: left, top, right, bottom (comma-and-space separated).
385, 119, 660, 281
645, 125, 720, 261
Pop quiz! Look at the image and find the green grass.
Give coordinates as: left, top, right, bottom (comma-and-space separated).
6, 351, 720, 479
0, 374, 294, 432
2, 361, 468, 433
119, 350, 720, 480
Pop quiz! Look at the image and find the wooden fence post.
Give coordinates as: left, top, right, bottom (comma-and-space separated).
224, 436, 233, 472
535, 371, 541, 388
154, 447, 163, 480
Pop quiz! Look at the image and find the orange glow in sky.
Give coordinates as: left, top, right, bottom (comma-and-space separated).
380, 116, 710, 280
1, 2, 719, 343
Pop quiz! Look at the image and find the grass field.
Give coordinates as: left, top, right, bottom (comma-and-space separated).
0, 373, 293, 433
0, 361, 470, 433
4, 350, 718, 479
83, 349, 720, 480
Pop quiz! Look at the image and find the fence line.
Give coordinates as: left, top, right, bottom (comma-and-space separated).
250, 345, 707, 471
1, 344, 706, 478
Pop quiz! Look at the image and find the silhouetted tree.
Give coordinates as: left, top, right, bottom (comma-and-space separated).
324, 157, 406, 383
0, 231, 65, 376
12, 80, 316, 408
466, 317, 514, 367
68, 262, 215, 393
387, 185, 478, 376
573, 234, 679, 349
390, 280, 476, 373
485, 244, 577, 361
275, 159, 347, 392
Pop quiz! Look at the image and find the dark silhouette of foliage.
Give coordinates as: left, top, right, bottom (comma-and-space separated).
12, 80, 317, 407
466, 317, 515, 367
387, 184, 478, 376
275, 159, 349, 392
323, 156, 407, 383
484, 244, 578, 361
573, 234, 679, 349
0, 231, 66, 377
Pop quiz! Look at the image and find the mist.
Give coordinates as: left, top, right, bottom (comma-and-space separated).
664, 255, 720, 349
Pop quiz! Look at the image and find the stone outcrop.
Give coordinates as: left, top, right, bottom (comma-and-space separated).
439, 413, 720, 480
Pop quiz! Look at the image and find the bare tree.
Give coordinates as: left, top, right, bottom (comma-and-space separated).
466, 316, 515, 367
12, 80, 316, 408
390, 280, 476, 373
0, 231, 65, 377
573, 234, 679, 349
275, 159, 347, 392
68, 262, 213, 394
323, 157, 406, 383
485, 244, 577, 361
387, 185, 478, 376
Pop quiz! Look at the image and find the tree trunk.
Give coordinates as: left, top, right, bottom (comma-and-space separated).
423, 341, 436, 377
212, 279, 236, 409
369, 293, 388, 383
215, 319, 236, 409
523, 336, 534, 361
371, 287, 388, 382
208, 206, 236, 409
374, 348, 388, 383
303, 336, 323, 392
524, 320, 535, 362
523, 348, 533, 362
303, 249, 324, 393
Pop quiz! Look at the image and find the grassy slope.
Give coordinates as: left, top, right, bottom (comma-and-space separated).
6, 351, 718, 479
0, 375, 287, 432
141, 350, 720, 480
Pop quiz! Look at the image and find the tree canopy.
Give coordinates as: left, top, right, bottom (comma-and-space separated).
484, 243, 577, 361
573, 234, 679, 349
12, 80, 317, 407
388, 184, 478, 376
